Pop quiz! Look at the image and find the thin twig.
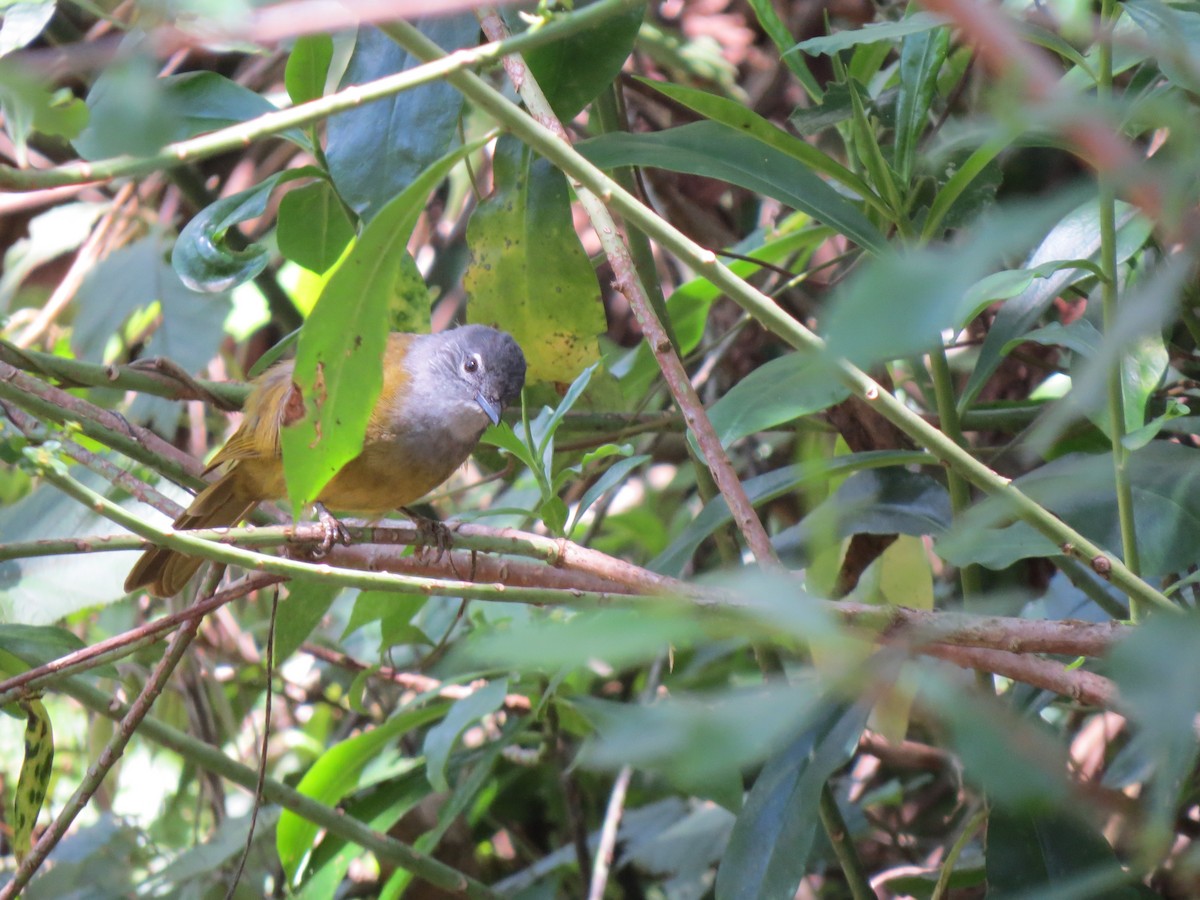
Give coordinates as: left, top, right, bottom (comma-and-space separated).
473, 9, 779, 568
0, 608, 205, 898
224, 587, 279, 899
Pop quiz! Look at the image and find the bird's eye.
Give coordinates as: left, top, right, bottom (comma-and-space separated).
464, 355, 480, 373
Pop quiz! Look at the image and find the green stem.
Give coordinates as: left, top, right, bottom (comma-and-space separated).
0, 0, 643, 191
928, 346, 983, 602
930, 806, 987, 900
819, 784, 874, 900
382, 22, 1176, 616
1097, 0, 1142, 618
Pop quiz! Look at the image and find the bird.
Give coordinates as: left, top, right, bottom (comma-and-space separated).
124, 324, 527, 597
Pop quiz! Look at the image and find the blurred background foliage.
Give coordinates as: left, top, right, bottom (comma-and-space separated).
0, 0, 1199, 896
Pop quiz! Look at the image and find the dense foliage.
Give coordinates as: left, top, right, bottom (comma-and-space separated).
1, 0, 1200, 896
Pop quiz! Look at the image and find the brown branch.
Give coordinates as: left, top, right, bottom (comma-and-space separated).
923, 643, 1117, 707
475, 9, 780, 568
0, 576, 281, 706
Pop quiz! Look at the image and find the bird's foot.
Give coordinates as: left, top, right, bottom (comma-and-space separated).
310, 502, 352, 558
402, 507, 453, 560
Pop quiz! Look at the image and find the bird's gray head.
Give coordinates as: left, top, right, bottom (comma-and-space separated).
420, 324, 527, 429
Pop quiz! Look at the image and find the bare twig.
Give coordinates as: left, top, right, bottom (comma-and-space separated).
0, 608, 205, 897
473, 9, 779, 568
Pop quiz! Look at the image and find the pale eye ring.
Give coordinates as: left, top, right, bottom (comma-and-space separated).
464, 354, 481, 373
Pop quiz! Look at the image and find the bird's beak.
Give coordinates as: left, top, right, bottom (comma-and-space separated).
475, 392, 502, 426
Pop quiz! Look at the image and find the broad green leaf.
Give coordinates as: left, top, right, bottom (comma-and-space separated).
919, 670, 1073, 811
326, 19, 477, 220
519, 0, 645, 119
894, 26, 950, 184
465, 135, 604, 384
342, 591, 426, 643
576, 679, 831, 784
960, 199, 1152, 411
936, 442, 1200, 577
280, 140, 482, 508
577, 121, 889, 255
277, 180, 356, 274
273, 582, 341, 662
13, 698, 52, 863
962, 259, 1103, 327
700, 351, 848, 451
286, 34, 334, 105
639, 79, 875, 204
792, 13, 949, 56
1122, 0, 1200, 94
715, 701, 869, 900
77, 66, 304, 160
1106, 613, 1200, 856
823, 191, 1092, 369
423, 677, 508, 792
1029, 257, 1186, 451
776, 469, 951, 565
0, 0, 55, 57
653, 450, 932, 576
276, 702, 448, 881
988, 810, 1158, 898
0, 624, 87, 672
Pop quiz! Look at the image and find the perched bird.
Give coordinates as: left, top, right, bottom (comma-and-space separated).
125, 324, 526, 597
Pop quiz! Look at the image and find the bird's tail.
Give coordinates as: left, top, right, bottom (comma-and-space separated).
124, 470, 257, 598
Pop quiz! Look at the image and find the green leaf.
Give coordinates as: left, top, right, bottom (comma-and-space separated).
280, 140, 483, 508
326, 19, 477, 220
715, 701, 869, 900
569, 453, 650, 532
277, 180, 356, 274
342, 591, 426, 642
960, 199, 1152, 410
276, 701, 448, 882
653, 451, 931, 576
987, 809, 1156, 899
423, 677, 509, 792
0, 61, 88, 160
779, 469, 952, 558
792, 13, 949, 56
519, 0, 645, 119
1122, 0, 1200, 94
788, 80, 854, 135
894, 26, 950, 184
13, 698, 52, 863
0, 624, 87, 671
746, 0, 822, 97
700, 351, 849, 450
0, 0, 55, 57
823, 191, 1091, 369
936, 442, 1200, 577
173, 172, 284, 294
286, 34, 334, 105
273, 582, 341, 662
639, 78, 876, 205
577, 121, 889, 255
1106, 613, 1200, 856
77, 66, 305, 160
465, 135, 604, 384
